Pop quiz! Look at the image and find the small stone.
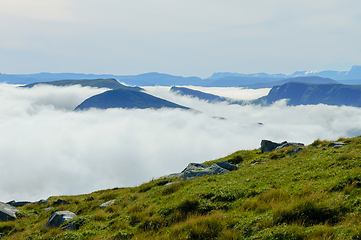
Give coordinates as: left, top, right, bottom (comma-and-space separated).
100, 200, 115, 208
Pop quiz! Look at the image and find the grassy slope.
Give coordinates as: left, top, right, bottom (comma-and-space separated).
3, 136, 361, 239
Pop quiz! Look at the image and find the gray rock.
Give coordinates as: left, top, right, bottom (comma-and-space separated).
260, 140, 285, 152
290, 147, 303, 157
6, 200, 31, 207
45, 211, 77, 228
37, 199, 49, 205
180, 164, 229, 180
181, 163, 208, 173
275, 142, 305, 151
251, 161, 265, 165
0, 202, 18, 221
0, 232, 2, 238
215, 161, 238, 171
61, 221, 76, 231
328, 142, 347, 148
44, 207, 53, 212
100, 199, 115, 208
165, 161, 236, 180
53, 199, 69, 205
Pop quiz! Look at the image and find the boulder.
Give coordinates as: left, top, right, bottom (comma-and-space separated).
166, 161, 237, 180
45, 211, 77, 228
328, 142, 347, 148
260, 140, 285, 152
275, 142, 304, 151
260, 140, 304, 152
53, 199, 69, 205
100, 199, 115, 208
181, 163, 208, 173
6, 200, 31, 207
61, 221, 76, 231
0, 202, 19, 221
290, 147, 303, 157
215, 161, 238, 171
180, 164, 229, 180
37, 199, 49, 205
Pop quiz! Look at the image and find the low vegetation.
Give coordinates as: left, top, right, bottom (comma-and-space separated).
3, 136, 361, 239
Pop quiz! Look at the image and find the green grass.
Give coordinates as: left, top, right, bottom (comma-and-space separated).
3, 136, 361, 239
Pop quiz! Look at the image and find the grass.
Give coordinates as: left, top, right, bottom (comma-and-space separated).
2, 136, 361, 239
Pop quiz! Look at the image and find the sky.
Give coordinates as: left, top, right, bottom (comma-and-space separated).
0, 0, 361, 78
2, 84, 361, 202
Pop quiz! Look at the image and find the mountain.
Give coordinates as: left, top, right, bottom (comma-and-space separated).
252, 82, 361, 107
170, 86, 245, 106
21, 78, 143, 91
170, 86, 229, 103
75, 88, 190, 111
244, 76, 338, 89
3, 135, 361, 239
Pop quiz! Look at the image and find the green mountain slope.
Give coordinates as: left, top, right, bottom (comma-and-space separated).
3, 136, 361, 239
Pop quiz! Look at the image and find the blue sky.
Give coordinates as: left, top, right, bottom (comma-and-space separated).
0, 0, 360, 78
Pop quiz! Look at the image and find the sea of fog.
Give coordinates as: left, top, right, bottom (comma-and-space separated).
1, 83, 361, 202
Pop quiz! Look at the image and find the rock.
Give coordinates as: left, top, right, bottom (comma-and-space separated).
180, 164, 229, 180
328, 142, 347, 148
251, 161, 265, 165
37, 199, 49, 205
181, 163, 208, 173
260, 140, 304, 152
44, 207, 53, 212
290, 148, 303, 157
6, 200, 31, 207
260, 140, 285, 152
61, 221, 76, 231
0, 232, 2, 238
275, 142, 305, 151
45, 211, 77, 228
166, 161, 236, 180
100, 199, 115, 208
0, 202, 19, 221
53, 199, 69, 205
215, 161, 238, 171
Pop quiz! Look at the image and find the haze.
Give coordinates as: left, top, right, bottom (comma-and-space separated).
0, 0, 361, 77
1, 84, 361, 202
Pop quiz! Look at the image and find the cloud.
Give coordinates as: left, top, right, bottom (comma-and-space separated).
1, 84, 361, 202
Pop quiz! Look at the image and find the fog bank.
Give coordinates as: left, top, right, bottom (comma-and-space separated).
1, 84, 361, 202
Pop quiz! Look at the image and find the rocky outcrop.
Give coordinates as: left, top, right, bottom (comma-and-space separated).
328, 142, 347, 149
45, 211, 77, 228
0, 202, 19, 221
261, 140, 304, 152
6, 200, 31, 207
166, 161, 237, 180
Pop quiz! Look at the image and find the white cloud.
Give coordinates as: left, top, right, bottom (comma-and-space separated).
1, 84, 361, 202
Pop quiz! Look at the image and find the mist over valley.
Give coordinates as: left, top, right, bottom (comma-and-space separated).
1, 83, 361, 202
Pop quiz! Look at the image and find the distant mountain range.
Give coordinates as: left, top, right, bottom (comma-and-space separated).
21, 78, 143, 91
251, 82, 361, 107
2, 65, 361, 87
170, 82, 361, 108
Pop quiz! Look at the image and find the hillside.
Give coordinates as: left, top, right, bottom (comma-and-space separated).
75, 88, 190, 111
252, 82, 361, 107
2, 136, 361, 239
